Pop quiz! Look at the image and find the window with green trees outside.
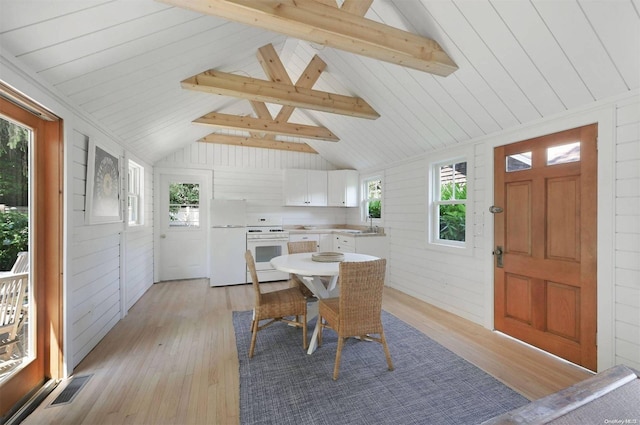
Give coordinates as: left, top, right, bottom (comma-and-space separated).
435, 162, 467, 243
365, 178, 382, 219
0, 117, 29, 270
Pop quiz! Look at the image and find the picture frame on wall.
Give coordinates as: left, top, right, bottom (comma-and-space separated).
86, 138, 123, 224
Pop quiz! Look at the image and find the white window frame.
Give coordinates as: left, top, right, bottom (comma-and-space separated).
361, 174, 383, 225
127, 159, 144, 227
427, 147, 473, 254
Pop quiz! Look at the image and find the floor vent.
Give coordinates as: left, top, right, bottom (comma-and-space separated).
48, 374, 92, 407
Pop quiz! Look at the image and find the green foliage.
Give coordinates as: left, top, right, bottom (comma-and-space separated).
439, 204, 466, 242
440, 182, 467, 201
439, 182, 466, 242
168, 183, 200, 223
366, 178, 382, 219
0, 210, 29, 270
0, 118, 29, 206
169, 183, 199, 205
368, 199, 381, 218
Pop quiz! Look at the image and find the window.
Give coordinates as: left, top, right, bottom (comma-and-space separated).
506, 151, 532, 172
547, 141, 580, 165
127, 160, 143, 226
168, 182, 200, 227
363, 176, 382, 221
430, 159, 469, 248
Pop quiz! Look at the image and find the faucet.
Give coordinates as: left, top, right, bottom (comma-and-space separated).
367, 215, 375, 233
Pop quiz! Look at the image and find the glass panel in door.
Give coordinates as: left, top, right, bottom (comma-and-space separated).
1, 93, 62, 419
0, 116, 31, 385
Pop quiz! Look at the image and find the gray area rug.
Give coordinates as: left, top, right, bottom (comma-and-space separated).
233, 309, 528, 425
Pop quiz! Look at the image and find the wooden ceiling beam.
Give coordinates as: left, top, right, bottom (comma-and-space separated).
193, 111, 339, 141
248, 100, 272, 121
192, 44, 337, 149
257, 44, 293, 85
248, 100, 275, 139
159, 0, 457, 76
340, 0, 374, 16
200, 133, 317, 154
256, 44, 328, 123
313, 0, 337, 8
181, 69, 379, 119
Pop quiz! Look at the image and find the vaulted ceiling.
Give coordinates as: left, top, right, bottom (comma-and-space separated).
1, 0, 638, 170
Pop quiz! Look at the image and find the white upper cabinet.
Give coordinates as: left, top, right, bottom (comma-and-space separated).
283, 169, 328, 206
328, 170, 359, 207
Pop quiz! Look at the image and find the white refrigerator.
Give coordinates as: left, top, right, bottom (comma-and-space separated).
210, 199, 247, 287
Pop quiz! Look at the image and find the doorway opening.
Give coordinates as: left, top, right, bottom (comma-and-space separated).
0, 90, 63, 419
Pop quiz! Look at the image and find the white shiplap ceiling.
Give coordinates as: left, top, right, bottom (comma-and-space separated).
1, 0, 638, 170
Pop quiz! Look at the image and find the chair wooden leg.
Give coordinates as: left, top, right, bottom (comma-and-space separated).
380, 330, 394, 371
249, 319, 259, 358
333, 337, 345, 380
318, 316, 326, 347
301, 312, 307, 350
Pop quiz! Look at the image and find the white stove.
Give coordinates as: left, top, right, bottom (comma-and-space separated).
246, 228, 290, 240
246, 216, 289, 282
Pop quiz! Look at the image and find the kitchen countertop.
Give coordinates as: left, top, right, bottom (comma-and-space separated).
286, 227, 386, 237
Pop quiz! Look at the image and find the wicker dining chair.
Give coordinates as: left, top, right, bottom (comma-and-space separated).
286, 240, 318, 299
245, 250, 307, 358
317, 258, 394, 380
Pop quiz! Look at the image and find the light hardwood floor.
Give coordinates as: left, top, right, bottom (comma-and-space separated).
22, 279, 592, 425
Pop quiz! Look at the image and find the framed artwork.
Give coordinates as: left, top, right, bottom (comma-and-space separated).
86, 139, 122, 224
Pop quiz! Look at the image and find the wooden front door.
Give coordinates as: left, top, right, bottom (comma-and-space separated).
493, 124, 597, 371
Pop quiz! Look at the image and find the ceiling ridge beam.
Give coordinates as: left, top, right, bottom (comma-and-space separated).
159, 0, 457, 76
181, 69, 379, 119
199, 133, 318, 153
194, 111, 340, 141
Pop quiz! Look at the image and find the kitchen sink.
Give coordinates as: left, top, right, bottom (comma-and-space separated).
337, 229, 379, 235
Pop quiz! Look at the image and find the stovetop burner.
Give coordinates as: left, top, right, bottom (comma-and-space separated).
245, 216, 288, 237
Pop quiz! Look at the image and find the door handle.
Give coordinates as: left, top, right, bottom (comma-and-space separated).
493, 246, 503, 268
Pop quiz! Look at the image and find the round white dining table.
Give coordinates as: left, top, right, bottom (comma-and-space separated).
270, 252, 380, 354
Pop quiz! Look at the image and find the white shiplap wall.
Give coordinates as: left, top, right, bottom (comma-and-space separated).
124, 161, 154, 311
69, 130, 154, 368
614, 97, 640, 369
69, 131, 120, 367
2, 52, 155, 374
155, 142, 351, 227
383, 147, 486, 324
362, 93, 639, 371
